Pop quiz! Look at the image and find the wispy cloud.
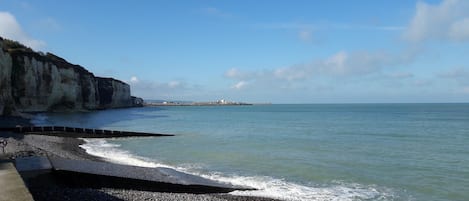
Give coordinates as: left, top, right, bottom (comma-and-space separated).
298, 29, 313, 42
413, 79, 434, 87
448, 18, 469, 41
36, 17, 61, 32
0, 11, 46, 50
438, 67, 469, 79
255, 22, 403, 31
387, 72, 414, 79
276, 50, 414, 78
200, 7, 233, 18
329, 24, 404, 31
403, 0, 469, 42
19, 2, 33, 10
232, 81, 248, 90
460, 86, 469, 94
438, 67, 469, 86
375, 26, 405, 31
255, 22, 314, 30
126, 76, 199, 100
254, 21, 403, 43
225, 48, 418, 90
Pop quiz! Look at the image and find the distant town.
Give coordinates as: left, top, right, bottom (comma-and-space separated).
144, 99, 262, 106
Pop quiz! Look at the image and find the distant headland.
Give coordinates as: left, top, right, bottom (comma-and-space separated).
144, 99, 271, 106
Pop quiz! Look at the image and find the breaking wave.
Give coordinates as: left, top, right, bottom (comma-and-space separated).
80, 139, 397, 201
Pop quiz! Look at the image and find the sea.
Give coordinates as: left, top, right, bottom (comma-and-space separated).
31, 104, 469, 201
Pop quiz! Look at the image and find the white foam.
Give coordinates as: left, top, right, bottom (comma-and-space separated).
79, 139, 175, 169
204, 174, 393, 201
80, 139, 396, 201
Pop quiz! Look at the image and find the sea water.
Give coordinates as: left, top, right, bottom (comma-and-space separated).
32, 104, 469, 201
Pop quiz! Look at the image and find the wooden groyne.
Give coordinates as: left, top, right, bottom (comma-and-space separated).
0, 126, 174, 138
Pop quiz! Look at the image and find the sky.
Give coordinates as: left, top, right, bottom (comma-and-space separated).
1, 0, 469, 103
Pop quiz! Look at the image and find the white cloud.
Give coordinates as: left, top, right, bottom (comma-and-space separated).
403, 0, 469, 42
461, 86, 469, 94
130, 76, 139, 83
0, 11, 46, 50
168, 81, 182, 88
127, 78, 199, 100
438, 68, 469, 94
273, 65, 313, 81
315, 50, 399, 76
438, 67, 469, 78
225, 67, 265, 80
448, 18, 469, 41
438, 67, 469, 85
225, 49, 415, 88
324, 51, 348, 74
225, 68, 243, 78
232, 81, 248, 90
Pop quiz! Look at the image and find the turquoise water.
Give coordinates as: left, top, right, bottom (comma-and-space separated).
34, 104, 469, 201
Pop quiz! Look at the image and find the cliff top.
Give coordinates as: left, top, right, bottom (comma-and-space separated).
0, 37, 34, 52
95, 77, 129, 85
0, 37, 96, 78
1, 36, 132, 93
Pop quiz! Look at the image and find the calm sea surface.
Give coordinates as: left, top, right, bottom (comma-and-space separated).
33, 104, 469, 201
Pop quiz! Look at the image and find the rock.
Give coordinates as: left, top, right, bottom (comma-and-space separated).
0, 37, 143, 116
131, 96, 144, 107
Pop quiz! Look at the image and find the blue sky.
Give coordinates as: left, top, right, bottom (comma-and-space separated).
1, 0, 469, 103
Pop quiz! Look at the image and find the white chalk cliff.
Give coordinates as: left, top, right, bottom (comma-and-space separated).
0, 37, 142, 116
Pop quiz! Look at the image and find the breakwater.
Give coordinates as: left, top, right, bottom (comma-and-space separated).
0, 126, 174, 138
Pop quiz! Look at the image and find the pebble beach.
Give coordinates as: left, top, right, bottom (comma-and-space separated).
0, 118, 280, 201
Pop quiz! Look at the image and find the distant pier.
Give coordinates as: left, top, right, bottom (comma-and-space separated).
144, 99, 260, 106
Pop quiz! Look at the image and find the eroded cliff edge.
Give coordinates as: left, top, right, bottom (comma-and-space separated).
0, 37, 143, 116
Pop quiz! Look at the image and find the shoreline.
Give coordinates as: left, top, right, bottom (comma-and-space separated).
0, 116, 282, 201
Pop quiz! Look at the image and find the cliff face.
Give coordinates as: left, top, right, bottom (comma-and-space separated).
96, 77, 132, 108
0, 37, 139, 116
0, 40, 15, 115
